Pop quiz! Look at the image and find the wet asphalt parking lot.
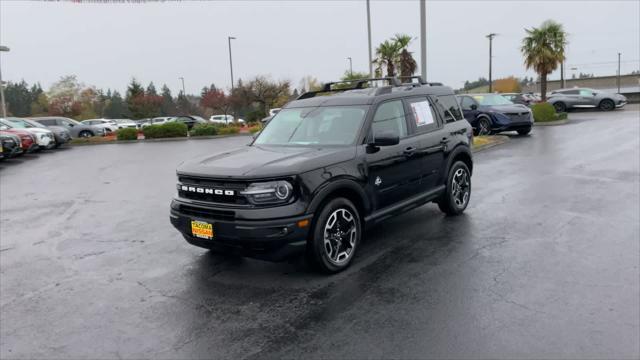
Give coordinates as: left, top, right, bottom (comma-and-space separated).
1, 106, 639, 359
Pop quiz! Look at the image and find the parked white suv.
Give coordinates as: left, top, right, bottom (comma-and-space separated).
82, 119, 119, 133
142, 117, 173, 128
209, 115, 245, 124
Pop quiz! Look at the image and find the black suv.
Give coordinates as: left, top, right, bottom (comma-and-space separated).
170, 78, 473, 273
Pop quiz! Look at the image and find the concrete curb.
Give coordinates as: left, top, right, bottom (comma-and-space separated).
534, 118, 570, 126
472, 135, 509, 153
69, 133, 251, 146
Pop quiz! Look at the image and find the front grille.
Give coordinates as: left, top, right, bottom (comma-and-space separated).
178, 176, 249, 205
505, 112, 531, 123
179, 204, 235, 221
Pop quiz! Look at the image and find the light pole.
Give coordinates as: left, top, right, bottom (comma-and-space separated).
617, 52, 621, 93
0, 45, 9, 119
420, 0, 427, 83
347, 57, 353, 77
178, 77, 185, 96
228, 36, 236, 90
366, 0, 373, 78
486, 33, 497, 92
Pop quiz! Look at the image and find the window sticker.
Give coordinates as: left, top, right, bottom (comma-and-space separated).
410, 100, 435, 127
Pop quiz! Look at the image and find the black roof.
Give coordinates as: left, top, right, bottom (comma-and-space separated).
286, 77, 455, 109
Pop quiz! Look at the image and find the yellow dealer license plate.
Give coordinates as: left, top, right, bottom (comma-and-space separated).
191, 220, 213, 240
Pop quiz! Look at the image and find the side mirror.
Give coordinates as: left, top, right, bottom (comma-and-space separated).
592, 93, 597, 96
470, 104, 478, 110
369, 132, 399, 147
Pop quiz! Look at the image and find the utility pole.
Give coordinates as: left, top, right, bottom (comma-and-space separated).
366, 0, 373, 78
228, 36, 236, 90
617, 52, 621, 93
347, 57, 353, 77
420, 0, 427, 83
178, 77, 185, 96
560, 61, 565, 88
486, 33, 497, 92
0, 45, 9, 119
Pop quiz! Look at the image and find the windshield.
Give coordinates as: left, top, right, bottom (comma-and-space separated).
6, 119, 33, 128
473, 94, 514, 106
254, 106, 368, 146
23, 119, 46, 128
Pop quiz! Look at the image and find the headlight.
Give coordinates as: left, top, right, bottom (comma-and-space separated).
240, 180, 294, 205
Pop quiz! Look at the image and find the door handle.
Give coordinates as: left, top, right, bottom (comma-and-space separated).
403, 146, 416, 156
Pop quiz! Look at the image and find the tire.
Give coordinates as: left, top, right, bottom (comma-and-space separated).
477, 117, 492, 136
307, 197, 361, 273
437, 161, 472, 216
553, 102, 567, 113
79, 130, 93, 138
599, 99, 615, 111
517, 127, 531, 136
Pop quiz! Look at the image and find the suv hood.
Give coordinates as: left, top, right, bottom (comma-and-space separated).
177, 145, 356, 178
480, 104, 530, 113
21, 127, 52, 135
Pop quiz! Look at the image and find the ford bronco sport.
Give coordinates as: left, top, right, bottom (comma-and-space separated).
170, 77, 473, 273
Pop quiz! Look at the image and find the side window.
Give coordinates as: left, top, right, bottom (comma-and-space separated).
564, 90, 579, 95
579, 89, 593, 96
371, 100, 408, 139
406, 97, 439, 133
436, 95, 463, 123
459, 96, 476, 111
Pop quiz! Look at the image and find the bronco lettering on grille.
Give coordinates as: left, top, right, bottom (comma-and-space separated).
180, 185, 235, 196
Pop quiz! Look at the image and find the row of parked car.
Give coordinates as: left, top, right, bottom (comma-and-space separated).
0, 117, 71, 160
453, 87, 626, 136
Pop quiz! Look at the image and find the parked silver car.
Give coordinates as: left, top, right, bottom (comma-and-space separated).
30, 116, 106, 138
547, 88, 627, 112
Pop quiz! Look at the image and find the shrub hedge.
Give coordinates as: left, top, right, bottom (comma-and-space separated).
190, 124, 218, 136
217, 126, 240, 135
531, 102, 557, 122
143, 122, 188, 139
116, 128, 138, 141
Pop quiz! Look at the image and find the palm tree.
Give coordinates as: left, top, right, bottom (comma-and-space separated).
394, 34, 418, 81
521, 20, 568, 101
374, 40, 401, 77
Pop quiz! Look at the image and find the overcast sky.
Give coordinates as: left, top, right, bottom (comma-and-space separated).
1, 0, 639, 95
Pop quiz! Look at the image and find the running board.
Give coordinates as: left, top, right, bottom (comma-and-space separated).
365, 185, 445, 225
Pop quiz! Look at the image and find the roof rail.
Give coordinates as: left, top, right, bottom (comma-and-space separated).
398, 76, 443, 86
297, 77, 402, 99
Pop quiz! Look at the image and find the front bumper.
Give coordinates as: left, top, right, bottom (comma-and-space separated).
169, 199, 312, 261
616, 101, 627, 108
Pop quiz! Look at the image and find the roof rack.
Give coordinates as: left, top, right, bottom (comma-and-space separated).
398, 76, 443, 86
297, 77, 402, 99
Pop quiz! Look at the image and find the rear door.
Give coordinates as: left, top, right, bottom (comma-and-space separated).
365, 99, 423, 210
404, 96, 446, 191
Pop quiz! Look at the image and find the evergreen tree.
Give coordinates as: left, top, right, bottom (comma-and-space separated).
146, 82, 158, 96
104, 91, 128, 118
160, 84, 177, 116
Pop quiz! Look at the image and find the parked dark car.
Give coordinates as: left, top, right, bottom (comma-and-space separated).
457, 94, 533, 135
170, 77, 473, 273
169, 115, 208, 129
547, 88, 627, 112
30, 116, 105, 138
0, 132, 23, 159
501, 93, 540, 106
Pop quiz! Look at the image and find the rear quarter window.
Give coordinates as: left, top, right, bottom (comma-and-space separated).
435, 95, 463, 123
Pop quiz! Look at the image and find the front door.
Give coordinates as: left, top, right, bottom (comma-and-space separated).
365, 99, 423, 210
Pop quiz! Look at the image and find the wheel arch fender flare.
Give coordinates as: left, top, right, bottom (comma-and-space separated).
442, 144, 473, 183
306, 178, 371, 217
